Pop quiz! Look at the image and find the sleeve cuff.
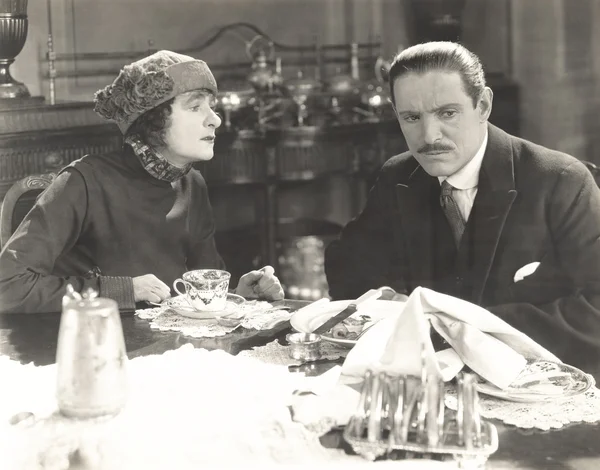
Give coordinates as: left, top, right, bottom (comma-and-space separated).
99, 276, 135, 311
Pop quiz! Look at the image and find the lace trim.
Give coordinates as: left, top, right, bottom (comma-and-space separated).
444, 387, 600, 430
136, 300, 292, 337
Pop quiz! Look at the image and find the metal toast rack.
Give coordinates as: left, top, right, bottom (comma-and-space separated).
343, 362, 498, 465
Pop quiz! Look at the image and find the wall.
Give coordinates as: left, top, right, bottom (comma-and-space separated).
15, 0, 509, 102
511, 0, 600, 162
16, 0, 358, 102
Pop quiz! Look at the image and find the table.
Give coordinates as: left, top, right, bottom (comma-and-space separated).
2, 303, 600, 470
0, 300, 304, 366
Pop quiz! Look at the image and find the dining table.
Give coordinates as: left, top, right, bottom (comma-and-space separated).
2, 299, 600, 470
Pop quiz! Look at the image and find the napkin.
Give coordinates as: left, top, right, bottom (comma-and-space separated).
342, 286, 560, 390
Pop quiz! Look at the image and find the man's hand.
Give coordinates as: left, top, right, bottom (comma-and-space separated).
235, 265, 284, 301
378, 286, 409, 302
132, 274, 171, 303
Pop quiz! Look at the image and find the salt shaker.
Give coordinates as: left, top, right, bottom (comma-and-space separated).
56, 286, 128, 418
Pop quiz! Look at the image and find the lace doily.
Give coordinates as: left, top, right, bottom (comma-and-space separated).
1, 346, 365, 469
135, 299, 292, 338
239, 339, 349, 367
445, 387, 600, 430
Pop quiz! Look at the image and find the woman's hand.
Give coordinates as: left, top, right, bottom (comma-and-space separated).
234, 265, 284, 301
132, 274, 171, 303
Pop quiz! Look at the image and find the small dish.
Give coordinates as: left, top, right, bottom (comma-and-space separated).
475, 360, 595, 402
286, 332, 322, 362
157, 293, 246, 320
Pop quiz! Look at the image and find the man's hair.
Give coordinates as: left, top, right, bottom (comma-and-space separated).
388, 42, 486, 107
126, 98, 174, 148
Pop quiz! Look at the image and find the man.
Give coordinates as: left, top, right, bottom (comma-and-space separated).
325, 42, 600, 361
0, 50, 283, 314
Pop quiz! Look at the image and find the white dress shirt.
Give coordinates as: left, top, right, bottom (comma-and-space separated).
438, 131, 489, 222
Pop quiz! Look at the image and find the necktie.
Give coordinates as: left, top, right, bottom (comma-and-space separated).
440, 180, 466, 247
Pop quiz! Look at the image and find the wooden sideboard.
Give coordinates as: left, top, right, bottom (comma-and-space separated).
0, 101, 122, 201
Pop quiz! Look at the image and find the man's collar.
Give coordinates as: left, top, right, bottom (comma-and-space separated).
438, 129, 488, 189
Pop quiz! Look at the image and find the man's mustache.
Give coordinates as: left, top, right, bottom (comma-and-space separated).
417, 144, 454, 153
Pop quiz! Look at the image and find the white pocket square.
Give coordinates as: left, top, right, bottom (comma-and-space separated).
514, 262, 540, 283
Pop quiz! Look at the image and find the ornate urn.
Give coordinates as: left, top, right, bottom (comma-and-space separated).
0, 0, 30, 99
246, 47, 283, 93
283, 71, 322, 126
326, 67, 361, 96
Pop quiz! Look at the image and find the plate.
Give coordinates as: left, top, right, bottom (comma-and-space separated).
290, 299, 404, 348
475, 360, 595, 402
160, 293, 246, 320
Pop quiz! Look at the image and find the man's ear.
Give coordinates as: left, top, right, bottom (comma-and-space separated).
478, 87, 493, 122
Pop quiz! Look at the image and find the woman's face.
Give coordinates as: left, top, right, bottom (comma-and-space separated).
162, 89, 222, 166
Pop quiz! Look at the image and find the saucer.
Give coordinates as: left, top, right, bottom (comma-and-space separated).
161, 293, 246, 320
475, 360, 595, 402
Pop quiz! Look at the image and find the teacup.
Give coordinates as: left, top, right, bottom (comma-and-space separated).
173, 269, 231, 312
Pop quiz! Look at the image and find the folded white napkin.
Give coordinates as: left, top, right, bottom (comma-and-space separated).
342, 286, 560, 390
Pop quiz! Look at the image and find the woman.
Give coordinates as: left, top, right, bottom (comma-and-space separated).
0, 50, 283, 313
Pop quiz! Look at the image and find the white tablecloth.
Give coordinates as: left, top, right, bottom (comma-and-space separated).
1, 345, 359, 469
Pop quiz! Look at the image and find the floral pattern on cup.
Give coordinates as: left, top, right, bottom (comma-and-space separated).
173, 269, 231, 312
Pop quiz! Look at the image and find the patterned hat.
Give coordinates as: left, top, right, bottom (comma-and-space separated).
93, 50, 218, 134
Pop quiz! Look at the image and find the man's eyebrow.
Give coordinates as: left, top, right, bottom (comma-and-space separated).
396, 103, 464, 114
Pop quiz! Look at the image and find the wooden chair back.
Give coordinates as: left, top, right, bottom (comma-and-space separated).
0, 173, 57, 248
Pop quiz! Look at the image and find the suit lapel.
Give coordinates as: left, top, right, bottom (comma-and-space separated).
395, 165, 438, 289
468, 124, 518, 303
395, 124, 519, 300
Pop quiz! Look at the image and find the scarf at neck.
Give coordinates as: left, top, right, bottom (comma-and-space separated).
125, 134, 193, 183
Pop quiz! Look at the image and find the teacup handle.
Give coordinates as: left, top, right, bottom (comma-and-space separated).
173, 279, 191, 297
173, 279, 197, 309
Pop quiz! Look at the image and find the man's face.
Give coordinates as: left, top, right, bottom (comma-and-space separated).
392, 71, 492, 177
163, 90, 222, 166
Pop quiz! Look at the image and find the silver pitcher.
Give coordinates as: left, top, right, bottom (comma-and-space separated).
56, 286, 128, 419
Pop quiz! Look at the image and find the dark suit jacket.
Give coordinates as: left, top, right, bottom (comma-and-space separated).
325, 124, 600, 363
